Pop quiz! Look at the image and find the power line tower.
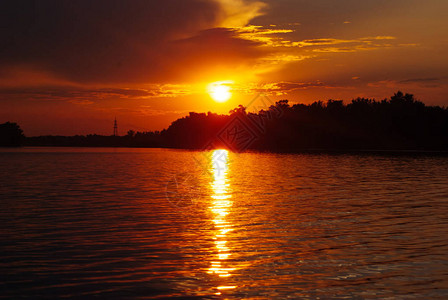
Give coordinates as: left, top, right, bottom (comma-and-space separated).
113, 117, 118, 136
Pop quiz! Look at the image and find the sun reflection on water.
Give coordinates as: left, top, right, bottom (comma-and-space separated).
207, 150, 236, 293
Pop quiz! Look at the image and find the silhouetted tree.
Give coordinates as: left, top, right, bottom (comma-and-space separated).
229, 105, 247, 115
127, 130, 135, 137
0, 122, 24, 146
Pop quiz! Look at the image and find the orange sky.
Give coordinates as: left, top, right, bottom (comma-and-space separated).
1, 0, 447, 136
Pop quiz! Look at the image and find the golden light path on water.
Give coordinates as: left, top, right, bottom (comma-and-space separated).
207, 150, 236, 294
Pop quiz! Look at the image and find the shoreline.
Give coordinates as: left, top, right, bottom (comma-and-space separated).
3, 145, 448, 156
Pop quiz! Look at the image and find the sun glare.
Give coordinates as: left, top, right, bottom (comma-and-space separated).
208, 81, 233, 103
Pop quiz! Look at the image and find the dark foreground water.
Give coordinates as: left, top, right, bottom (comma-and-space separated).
1, 147, 448, 299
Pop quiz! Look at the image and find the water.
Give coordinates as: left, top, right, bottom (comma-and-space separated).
1, 147, 448, 298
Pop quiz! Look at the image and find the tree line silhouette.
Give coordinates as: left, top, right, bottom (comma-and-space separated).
3, 92, 448, 151
0, 122, 24, 147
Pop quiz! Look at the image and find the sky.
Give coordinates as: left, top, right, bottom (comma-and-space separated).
1, 0, 447, 136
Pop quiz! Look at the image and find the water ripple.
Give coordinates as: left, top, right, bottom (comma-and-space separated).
1, 148, 448, 298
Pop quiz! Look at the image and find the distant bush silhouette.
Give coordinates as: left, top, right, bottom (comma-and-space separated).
25, 92, 448, 151
0, 122, 24, 147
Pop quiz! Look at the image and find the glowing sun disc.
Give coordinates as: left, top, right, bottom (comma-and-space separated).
208, 81, 232, 102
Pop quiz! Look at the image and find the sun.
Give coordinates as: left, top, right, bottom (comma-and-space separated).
208, 81, 232, 103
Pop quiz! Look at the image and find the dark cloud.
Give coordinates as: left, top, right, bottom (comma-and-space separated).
0, 0, 235, 84
0, 86, 190, 102
273, 81, 324, 91
165, 28, 266, 75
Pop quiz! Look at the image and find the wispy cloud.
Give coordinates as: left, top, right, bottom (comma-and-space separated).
233, 81, 325, 96
225, 24, 408, 67
368, 78, 444, 88
398, 78, 440, 84
0, 85, 195, 103
234, 25, 294, 46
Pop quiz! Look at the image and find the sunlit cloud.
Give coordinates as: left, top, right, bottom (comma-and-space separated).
285, 36, 398, 50
312, 47, 357, 53
234, 25, 294, 46
214, 0, 267, 28
260, 53, 311, 65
